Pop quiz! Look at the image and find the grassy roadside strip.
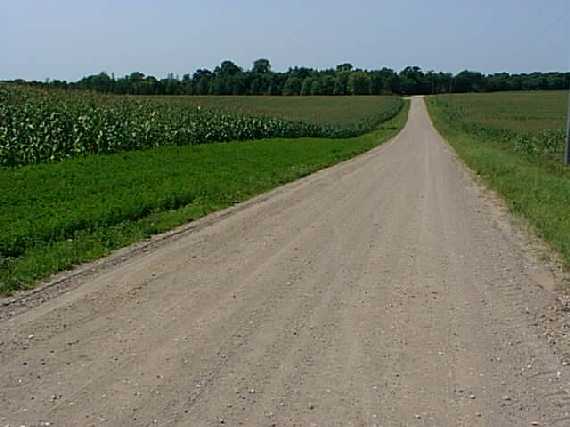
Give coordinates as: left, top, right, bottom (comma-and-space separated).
0, 100, 409, 294
426, 97, 570, 270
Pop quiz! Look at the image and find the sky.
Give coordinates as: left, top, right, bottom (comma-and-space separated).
2, 0, 569, 81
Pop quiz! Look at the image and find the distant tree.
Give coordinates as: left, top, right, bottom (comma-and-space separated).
384, 69, 401, 94
320, 75, 335, 95
253, 58, 271, 74
336, 63, 353, 73
128, 72, 145, 82
193, 69, 213, 95
310, 79, 323, 96
347, 72, 370, 95
181, 73, 193, 94
399, 66, 427, 94
215, 60, 242, 76
48, 79, 68, 89
288, 66, 313, 80
270, 73, 288, 95
209, 77, 226, 95
194, 78, 208, 95
196, 76, 212, 95
78, 72, 113, 92
546, 74, 566, 90
300, 78, 313, 96
433, 72, 453, 93
207, 61, 243, 95
507, 75, 522, 91
230, 75, 247, 95
399, 77, 416, 95
368, 71, 384, 95
282, 76, 302, 95
453, 70, 485, 92
486, 73, 510, 92
249, 74, 271, 95
333, 74, 348, 95
193, 69, 212, 81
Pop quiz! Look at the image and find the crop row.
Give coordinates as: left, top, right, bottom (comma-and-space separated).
0, 86, 403, 167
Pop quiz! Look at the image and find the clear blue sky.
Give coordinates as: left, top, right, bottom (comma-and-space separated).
2, 0, 569, 81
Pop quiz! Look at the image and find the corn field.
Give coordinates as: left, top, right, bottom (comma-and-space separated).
0, 86, 403, 167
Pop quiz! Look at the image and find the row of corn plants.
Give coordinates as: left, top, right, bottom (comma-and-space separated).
0, 85, 403, 167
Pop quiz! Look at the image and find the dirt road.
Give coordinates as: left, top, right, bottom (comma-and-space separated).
1, 98, 569, 426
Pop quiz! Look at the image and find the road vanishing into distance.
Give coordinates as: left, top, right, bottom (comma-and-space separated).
1, 98, 569, 426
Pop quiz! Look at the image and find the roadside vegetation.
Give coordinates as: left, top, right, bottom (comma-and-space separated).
0, 97, 409, 294
0, 86, 402, 166
427, 91, 570, 268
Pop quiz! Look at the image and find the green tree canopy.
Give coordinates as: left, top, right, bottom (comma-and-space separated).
348, 72, 370, 95
253, 58, 271, 74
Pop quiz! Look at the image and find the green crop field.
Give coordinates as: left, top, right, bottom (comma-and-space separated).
431, 91, 565, 132
0, 86, 402, 167
149, 95, 400, 126
0, 88, 408, 294
430, 91, 566, 162
427, 91, 570, 268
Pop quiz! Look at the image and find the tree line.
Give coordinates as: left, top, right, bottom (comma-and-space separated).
12, 59, 570, 96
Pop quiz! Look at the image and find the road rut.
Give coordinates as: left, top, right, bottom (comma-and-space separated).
1, 97, 569, 426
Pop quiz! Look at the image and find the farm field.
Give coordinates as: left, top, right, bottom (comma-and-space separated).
427, 91, 570, 267
0, 86, 402, 166
0, 93, 408, 294
149, 95, 399, 126
431, 91, 565, 132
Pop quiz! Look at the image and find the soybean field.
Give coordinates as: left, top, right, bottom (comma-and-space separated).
429, 91, 567, 162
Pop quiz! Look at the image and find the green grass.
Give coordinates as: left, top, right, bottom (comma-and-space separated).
0, 100, 409, 294
426, 92, 570, 270
147, 95, 399, 126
